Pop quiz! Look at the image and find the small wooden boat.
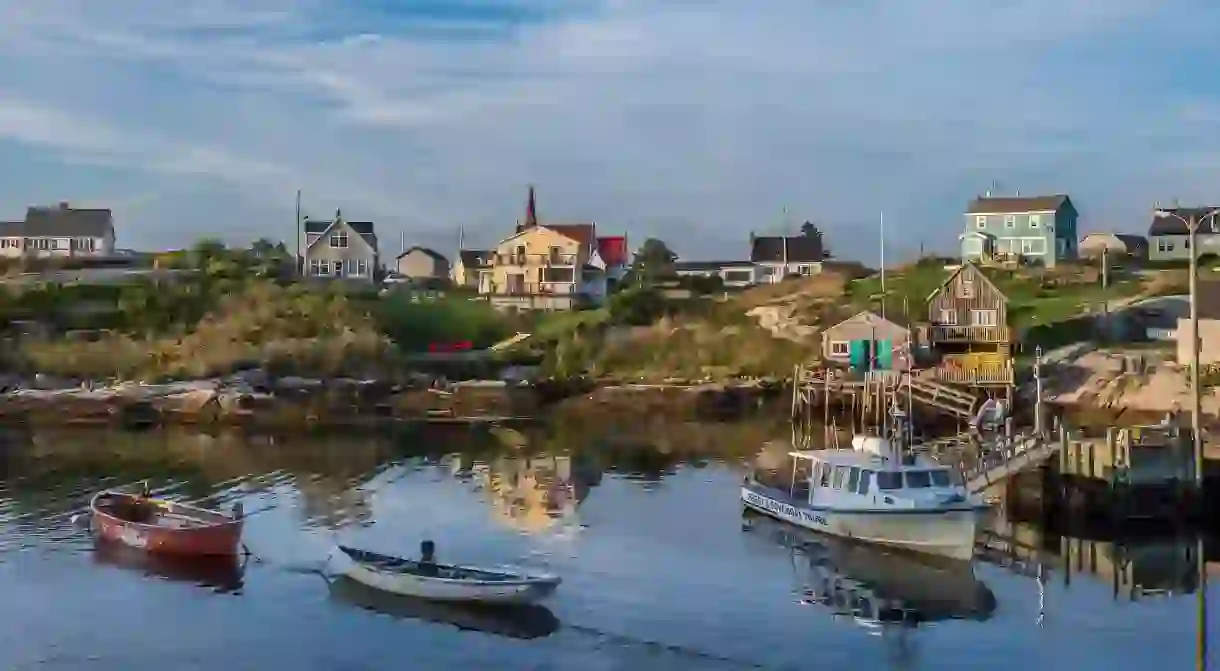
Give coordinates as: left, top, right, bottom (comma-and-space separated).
90, 487, 244, 557
328, 576, 560, 639
335, 545, 561, 605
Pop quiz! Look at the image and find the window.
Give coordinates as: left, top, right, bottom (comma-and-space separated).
831, 466, 848, 489
309, 259, 321, 275
856, 470, 873, 495
1028, 214, 1041, 228
938, 308, 957, 325
958, 279, 974, 299
903, 471, 932, 488
330, 232, 348, 248
975, 215, 986, 229
846, 467, 860, 492
819, 464, 832, 488
929, 470, 952, 487
830, 341, 849, 356
319, 260, 330, 275
1004, 215, 1016, 228
356, 259, 369, 276
1020, 238, 1046, 255
1158, 239, 1176, 253
970, 309, 997, 327
798, 265, 812, 276
876, 471, 902, 490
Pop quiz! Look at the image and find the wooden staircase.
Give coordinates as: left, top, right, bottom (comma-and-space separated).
901, 374, 979, 421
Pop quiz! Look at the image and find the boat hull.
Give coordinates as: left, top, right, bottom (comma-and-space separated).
90, 492, 243, 558
741, 485, 982, 561
342, 559, 560, 605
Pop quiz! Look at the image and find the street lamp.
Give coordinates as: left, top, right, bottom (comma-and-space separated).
1153, 207, 1220, 492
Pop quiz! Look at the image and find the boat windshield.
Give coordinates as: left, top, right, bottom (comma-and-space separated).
876, 471, 903, 491
903, 471, 932, 488
929, 469, 953, 487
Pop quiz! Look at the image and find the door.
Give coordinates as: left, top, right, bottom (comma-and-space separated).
849, 340, 869, 369
875, 340, 892, 370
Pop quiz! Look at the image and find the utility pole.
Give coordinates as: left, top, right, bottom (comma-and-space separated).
1033, 346, 1044, 436
880, 211, 886, 320
294, 189, 302, 276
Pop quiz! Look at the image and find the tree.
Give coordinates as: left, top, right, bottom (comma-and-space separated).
628, 238, 677, 286
799, 221, 832, 259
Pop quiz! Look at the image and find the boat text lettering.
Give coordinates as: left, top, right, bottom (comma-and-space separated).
745, 492, 827, 526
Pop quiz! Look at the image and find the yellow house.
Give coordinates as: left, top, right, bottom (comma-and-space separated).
486, 224, 607, 310
450, 249, 492, 289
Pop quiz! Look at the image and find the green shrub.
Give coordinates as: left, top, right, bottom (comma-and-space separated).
374, 295, 511, 352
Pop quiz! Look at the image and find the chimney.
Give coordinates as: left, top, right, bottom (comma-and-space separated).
749, 230, 755, 246
59, 201, 70, 210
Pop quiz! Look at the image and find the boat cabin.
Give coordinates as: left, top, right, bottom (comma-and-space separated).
785, 436, 966, 509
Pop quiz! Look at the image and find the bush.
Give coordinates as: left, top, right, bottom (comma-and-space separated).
374, 295, 511, 353
607, 287, 668, 326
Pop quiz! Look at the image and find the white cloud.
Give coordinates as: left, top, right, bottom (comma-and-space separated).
0, 0, 1219, 258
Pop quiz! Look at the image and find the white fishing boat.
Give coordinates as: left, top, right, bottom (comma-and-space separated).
741, 432, 990, 561
334, 544, 561, 605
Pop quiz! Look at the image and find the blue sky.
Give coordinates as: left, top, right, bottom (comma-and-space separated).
2, 0, 1220, 263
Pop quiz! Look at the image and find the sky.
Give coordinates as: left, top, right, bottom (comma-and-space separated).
2, 0, 1220, 264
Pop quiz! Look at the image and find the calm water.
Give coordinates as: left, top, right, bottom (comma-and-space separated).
0, 423, 1215, 670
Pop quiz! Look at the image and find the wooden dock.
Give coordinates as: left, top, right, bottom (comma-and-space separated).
792, 364, 982, 424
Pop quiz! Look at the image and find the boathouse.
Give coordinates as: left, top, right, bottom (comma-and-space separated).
919, 261, 1015, 386
820, 310, 913, 371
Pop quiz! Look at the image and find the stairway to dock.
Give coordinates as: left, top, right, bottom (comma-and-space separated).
961, 432, 1061, 495
901, 375, 979, 422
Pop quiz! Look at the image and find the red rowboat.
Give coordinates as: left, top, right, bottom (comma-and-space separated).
89, 486, 244, 557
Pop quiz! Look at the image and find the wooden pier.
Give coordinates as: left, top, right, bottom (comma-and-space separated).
791, 364, 983, 426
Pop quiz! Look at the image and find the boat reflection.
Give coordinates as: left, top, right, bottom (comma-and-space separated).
327, 575, 561, 640
91, 538, 245, 593
742, 509, 996, 625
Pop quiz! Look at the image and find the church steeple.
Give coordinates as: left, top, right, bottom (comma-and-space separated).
524, 185, 537, 229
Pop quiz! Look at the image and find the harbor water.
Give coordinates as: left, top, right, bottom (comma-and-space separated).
0, 424, 1214, 670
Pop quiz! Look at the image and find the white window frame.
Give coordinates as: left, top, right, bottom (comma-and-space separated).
1020, 238, 1046, 255
356, 259, 369, 276
939, 308, 957, 325
319, 260, 330, 275
975, 215, 987, 229
830, 341, 849, 356
1028, 214, 1041, 228
330, 232, 349, 248
309, 259, 321, 275
1004, 215, 1016, 229
970, 309, 997, 327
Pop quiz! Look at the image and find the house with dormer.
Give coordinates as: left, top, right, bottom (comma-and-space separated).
300, 210, 379, 282
480, 186, 628, 310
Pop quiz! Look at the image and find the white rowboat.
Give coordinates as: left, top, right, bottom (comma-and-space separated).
335, 545, 561, 605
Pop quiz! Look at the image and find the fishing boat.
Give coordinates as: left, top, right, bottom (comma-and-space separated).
742, 424, 990, 561
89, 485, 244, 557
334, 544, 561, 605
328, 576, 560, 639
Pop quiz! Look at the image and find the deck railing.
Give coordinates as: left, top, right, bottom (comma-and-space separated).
930, 325, 1010, 343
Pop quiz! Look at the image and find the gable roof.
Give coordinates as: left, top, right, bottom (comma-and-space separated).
925, 261, 1008, 303
20, 204, 113, 237
1147, 207, 1220, 236
827, 310, 912, 332
303, 215, 377, 254
397, 246, 447, 262
965, 195, 1069, 214
751, 235, 824, 263
1081, 232, 1148, 249
458, 249, 492, 267
596, 236, 629, 266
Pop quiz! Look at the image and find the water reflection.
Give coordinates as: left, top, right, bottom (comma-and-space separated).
328, 576, 560, 640
457, 452, 600, 533
742, 509, 997, 624
92, 537, 246, 593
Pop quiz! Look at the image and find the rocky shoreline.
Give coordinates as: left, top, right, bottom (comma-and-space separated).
0, 371, 788, 430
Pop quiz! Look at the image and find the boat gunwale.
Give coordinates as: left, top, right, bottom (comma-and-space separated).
90, 490, 243, 533
743, 482, 988, 515
337, 546, 560, 587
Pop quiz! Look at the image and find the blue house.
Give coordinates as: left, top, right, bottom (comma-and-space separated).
959, 194, 1078, 268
